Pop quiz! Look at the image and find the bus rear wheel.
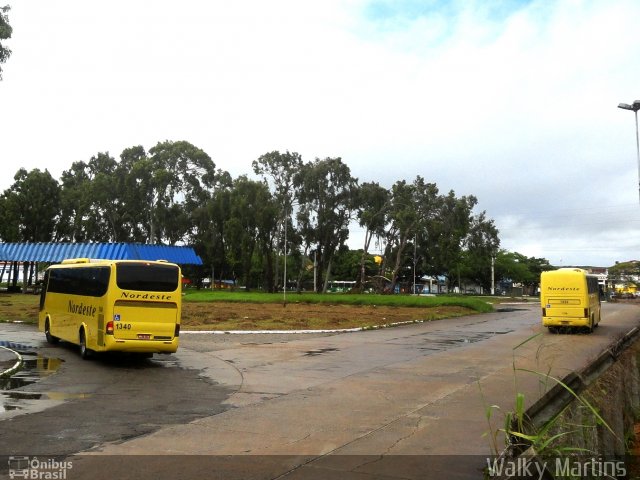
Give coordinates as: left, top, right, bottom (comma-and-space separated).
79, 329, 92, 360
585, 316, 594, 334
44, 319, 59, 344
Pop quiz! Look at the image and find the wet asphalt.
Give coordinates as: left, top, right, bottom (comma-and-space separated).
0, 325, 233, 458
1, 304, 639, 479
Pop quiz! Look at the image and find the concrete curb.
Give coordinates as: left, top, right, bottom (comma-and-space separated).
180, 318, 439, 335
181, 328, 362, 335
0, 345, 23, 378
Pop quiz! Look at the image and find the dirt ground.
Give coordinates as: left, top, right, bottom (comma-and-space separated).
0, 293, 476, 331
181, 301, 476, 330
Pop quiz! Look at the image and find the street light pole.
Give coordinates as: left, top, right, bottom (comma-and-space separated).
283, 203, 289, 306
491, 255, 495, 296
413, 234, 417, 295
618, 100, 640, 203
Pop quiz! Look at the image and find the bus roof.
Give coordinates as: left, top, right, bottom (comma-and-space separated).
57, 258, 178, 267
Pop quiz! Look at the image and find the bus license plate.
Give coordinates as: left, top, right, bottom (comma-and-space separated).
137, 334, 151, 340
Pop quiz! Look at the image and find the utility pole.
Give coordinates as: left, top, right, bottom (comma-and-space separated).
283, 207, 287, 306
313, 250, 317, 293
413, 234, 417, 294
491, 255, 495, 295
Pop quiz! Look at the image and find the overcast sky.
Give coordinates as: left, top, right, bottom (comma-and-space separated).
1, 0, 639, 267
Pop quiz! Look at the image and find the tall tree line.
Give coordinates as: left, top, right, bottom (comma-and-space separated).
0, 142, 501, 292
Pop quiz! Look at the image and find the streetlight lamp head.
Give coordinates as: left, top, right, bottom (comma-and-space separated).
618, 101, 640, 112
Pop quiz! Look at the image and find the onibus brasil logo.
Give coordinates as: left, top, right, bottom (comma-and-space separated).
8, 456, 73, 479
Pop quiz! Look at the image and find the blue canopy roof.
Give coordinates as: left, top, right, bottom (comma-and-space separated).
0, 243, 202, 265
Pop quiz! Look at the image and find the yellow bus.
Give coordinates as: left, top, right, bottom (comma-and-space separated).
540, 268, 601, 333
38, 258, 182, 359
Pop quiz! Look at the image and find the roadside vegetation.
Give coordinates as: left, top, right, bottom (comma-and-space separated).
0, 148, 555, 301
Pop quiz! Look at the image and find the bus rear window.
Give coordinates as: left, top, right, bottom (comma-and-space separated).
116, 263, 179, 292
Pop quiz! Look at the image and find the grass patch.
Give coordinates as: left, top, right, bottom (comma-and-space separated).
0, 292, 40, 324
183, 290, 494, 313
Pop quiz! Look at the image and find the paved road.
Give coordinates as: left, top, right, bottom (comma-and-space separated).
1, 302, 639, 479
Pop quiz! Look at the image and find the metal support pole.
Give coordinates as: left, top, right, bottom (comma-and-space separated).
283, 209, 287, 306
617, 101, 640, 203
313, 250, 317, 293
413, 235, 416, 295
634, 110, 640, 203
491, 256, 495, 295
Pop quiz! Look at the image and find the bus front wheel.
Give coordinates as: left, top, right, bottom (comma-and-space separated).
44, 319, 59, 344
79, 329, 92, 360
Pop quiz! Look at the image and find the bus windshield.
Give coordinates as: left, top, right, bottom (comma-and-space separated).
116, 262, 179, 292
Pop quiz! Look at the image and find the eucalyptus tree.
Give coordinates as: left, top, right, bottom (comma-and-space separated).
222, 176, 278, 289
117, 145, 152, 242
421, 191, 478, 290
58, 150, 146, 242
0, 191, 18, 242
458, 211, 500, 290
0, 168, 60, 288
252, 150, 302, 209
354, 181, 390, 290
0, 5, 11, 80
386, 176, 439, 294
1, 168, 59, 242
294, 157, 357, 292
58, 152, 122, 241
57, 161, 92, 241
146, 140, 217, 244
56, 141, 218, 245
190, 169, 232, 286
205, 180, 232, 286
251, 181, 280, 291
252, 150, 303, 290
85, 152, 123, 241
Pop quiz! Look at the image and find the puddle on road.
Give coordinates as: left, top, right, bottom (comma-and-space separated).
1, 348, 65, 414
418, 329, 514, 352
304, 347, 340, 356
1, 354, 62, 389
149, 355, 180, 368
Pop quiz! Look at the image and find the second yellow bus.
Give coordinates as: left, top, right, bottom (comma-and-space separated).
540, 268, 601, 333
